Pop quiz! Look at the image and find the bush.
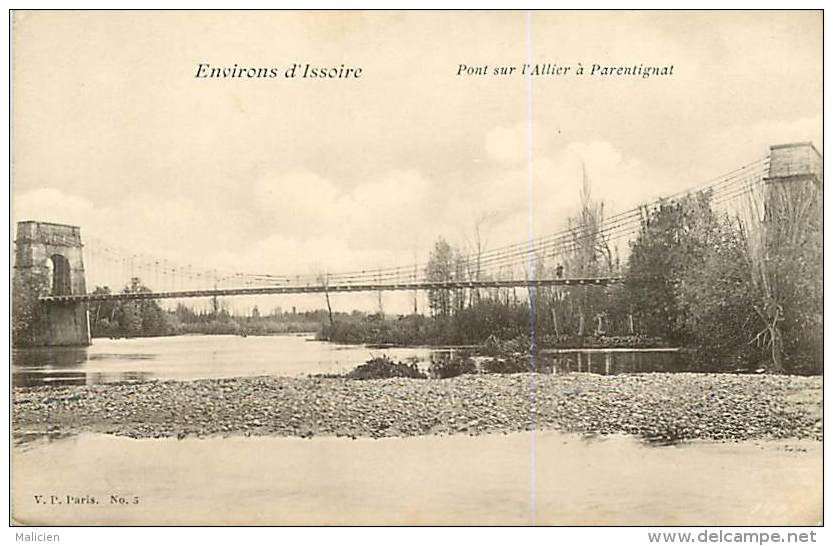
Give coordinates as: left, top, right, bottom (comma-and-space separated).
428, 353, 477, 379
345, 356, 427, 380
481, 355, 531, 374
172, 320, 241, 336
535, 334, 668, 349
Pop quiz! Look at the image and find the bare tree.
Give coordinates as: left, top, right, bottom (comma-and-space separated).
317, 272, 335, 335
739, 175, 821, 372
426, 237, 454, 317
462, 212, 496, 307
562, 164, 614, 335
376, 269, 384, 317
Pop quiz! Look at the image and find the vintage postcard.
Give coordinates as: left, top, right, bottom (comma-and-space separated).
9, 10, 822, 527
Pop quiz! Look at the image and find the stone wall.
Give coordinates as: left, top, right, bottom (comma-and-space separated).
13, 221, 91, 346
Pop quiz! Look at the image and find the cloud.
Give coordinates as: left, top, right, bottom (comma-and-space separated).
484, 122, 552, 166
247, 167, 441, 254
11, 133, 677, 283
13, 115, 816, 314
455, 136, 663, 247
252, 170, 341, 237
338, 170, 437, 248
711, 116, 822, 164
13, 188, 97, 227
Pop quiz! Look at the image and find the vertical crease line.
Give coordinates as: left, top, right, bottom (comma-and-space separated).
525, 9, 537, 526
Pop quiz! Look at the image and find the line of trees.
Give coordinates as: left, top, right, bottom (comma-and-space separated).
13, 168, 820, 374
88, 285, 327, 338
324, 177, 821, 374
418, 172, 626, 343
623, 179, 821, 374
168, 303, 325, 335
89, 278, 170, 338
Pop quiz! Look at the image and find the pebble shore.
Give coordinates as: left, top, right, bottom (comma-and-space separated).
12, 373, 822, 442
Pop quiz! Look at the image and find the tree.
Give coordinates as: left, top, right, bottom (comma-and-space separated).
175, 303, 199, 323
623, 190, 792, 370
624, 192, 715, 342
558, 166, 616, 336
740, 176, 822, 373
90, 286, 118, 337
426, 238, 454, 317
463, 212, 495, 306
109, 277, 170, 337
317, 272, 335, 337
12, 269, 50, 347
567, 165, 614, 276
117, 301, 143, 337
676, 215, 759, 369
452, 249, 467, 314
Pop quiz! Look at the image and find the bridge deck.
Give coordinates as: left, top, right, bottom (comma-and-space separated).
39, 277, 623, 303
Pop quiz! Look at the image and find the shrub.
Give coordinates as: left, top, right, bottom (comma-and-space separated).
481, 355, 530, 374
428, 353, 477, 379
345, 356, 427, 380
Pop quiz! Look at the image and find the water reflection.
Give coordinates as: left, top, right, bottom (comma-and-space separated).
13, 370, 154, 388
12, 334, 442, 388
10, 431, 822, 525
12, 334, 688, 389
13, 431, 75, 449
88, 353, 156, 361
12, 344, 157, 387
12, 346, 90, 368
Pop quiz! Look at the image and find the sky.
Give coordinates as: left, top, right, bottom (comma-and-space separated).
11, 11, 822, 314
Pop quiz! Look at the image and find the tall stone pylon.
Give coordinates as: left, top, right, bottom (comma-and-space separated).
759, 142, 822, 372
765, 142, 822, 214
13, 221, 91, 346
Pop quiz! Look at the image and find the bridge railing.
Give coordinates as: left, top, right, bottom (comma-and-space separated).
39, 277, 623, 303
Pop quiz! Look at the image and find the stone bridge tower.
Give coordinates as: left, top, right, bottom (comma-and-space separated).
765, 142, 822, 212
761, 142, 822, 371
13, 221, 91, 346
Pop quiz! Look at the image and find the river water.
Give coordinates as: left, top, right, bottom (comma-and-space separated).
11, 334, 823, 525
11, 431, 821, 525
12, 334, 450, 387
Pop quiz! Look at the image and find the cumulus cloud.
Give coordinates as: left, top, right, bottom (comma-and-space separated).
451, 135, 664, 249
226, 133, 672, 290
711, 116, 822, 165
13, 188, 97, 227
13, 117, 816, 314
484, 122, 552, 166
337, 169, 438, 249
252, 170, 341, 237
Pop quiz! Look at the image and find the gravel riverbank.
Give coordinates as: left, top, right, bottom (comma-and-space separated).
12, 373, 822, 442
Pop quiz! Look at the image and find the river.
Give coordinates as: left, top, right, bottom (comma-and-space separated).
11, 431, 821, 525
12, 333, 451, 387
11, 334, 822, 525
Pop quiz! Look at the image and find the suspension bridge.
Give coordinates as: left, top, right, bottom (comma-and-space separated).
36, 153, 772, 303
40, 277, 623, 303
13, 142, 821, 346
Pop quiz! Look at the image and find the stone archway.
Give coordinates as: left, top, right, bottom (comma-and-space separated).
50, 254, 72, 296
13, 221, 90, 346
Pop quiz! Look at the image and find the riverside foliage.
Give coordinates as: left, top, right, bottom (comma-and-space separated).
17, 178, 819, 374
323, 189, 820, 375
88, 284, 322, 339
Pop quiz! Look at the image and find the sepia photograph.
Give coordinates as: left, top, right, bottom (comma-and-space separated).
9, 9, 823, 528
